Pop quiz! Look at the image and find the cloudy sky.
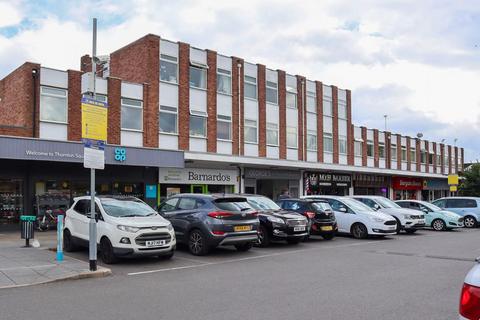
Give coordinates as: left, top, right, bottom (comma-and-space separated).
1, 0, 479, 161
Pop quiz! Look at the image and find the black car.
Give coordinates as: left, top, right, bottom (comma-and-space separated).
244, 195, 308, 247
278, 198, 337, 240
158, 194, 259, 256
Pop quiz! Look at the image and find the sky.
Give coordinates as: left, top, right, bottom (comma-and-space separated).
1, 0, 479, 161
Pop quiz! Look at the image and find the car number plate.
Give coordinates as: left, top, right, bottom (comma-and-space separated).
387, 227, 395, 230
234, 225, 252, 232
294, 226, 306, 232
146, 240, 166, 247
320, 226, 333, 231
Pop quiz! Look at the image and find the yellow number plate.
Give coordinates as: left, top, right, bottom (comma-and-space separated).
320, 226, 333, 231
234, 225, 252, 232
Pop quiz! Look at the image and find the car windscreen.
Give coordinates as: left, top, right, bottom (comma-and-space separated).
311, 202, 332, 211
421, 202, 442, 211
100, 199, 156, 217
342, 198, 374, 212
247, 196, 281, 210
375, 197, 401, 209
214, 198, 252, 212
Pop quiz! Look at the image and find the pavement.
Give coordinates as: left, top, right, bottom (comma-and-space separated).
0, 231, 110, 289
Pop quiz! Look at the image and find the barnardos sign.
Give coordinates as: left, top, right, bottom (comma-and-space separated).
159, 168, 237, 185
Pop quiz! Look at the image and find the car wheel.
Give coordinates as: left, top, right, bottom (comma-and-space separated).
100, 237, 118, 264
432, 219, 446, 231
322, 233, 335, 240
235, 242, 252, 252
464, 216, 477, 228
287, 238, 301, 245
188, 229, 209, 256
405, 229, 417, 234
257, 225, 270, 247
63, 229, 77, 252
351, 223, 368, 239
394, 218, 402, 234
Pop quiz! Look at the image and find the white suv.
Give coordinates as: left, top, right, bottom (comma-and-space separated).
64, 196, 176, 264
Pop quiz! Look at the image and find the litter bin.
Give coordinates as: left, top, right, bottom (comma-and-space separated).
20, 215, 36, 247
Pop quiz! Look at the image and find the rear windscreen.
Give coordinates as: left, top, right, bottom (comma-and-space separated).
214, 198, 252, 212
312, 202, 332, 211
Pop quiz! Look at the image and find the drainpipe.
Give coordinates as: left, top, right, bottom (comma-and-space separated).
237, 62, 242, 155
237, 166, 242, 194
32, 68, 38, 137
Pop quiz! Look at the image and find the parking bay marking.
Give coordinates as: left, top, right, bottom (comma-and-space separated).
368, 250, 475, 262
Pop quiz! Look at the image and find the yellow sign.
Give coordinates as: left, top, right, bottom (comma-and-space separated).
448, 174, 459, 186
81, 97, 108, 142
450, 185, 458, 192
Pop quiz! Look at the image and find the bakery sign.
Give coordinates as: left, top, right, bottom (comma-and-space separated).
158, 168, 238, 185
305, 172, 352, 188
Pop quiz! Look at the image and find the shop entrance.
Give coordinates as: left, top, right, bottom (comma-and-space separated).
256, 179, 298, 201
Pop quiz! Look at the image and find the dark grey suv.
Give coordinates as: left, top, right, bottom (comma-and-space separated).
158, 194, 259, 255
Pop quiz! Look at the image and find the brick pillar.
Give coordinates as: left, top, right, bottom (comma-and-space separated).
454, 146, 459, 173
448, 145, 452, 174
206, 50, 217, 153
440, 144, 445, 174
232, 57, 244, 155
142, 83, 159, 147
361, 126, 367, 166
316, 81, 324, 163
397, 135, 402, 170
460, 148, 464, 172
346, 90, 354, 165
406, 137, 411, 171
178, 42, 190, 151
332, 86, 339, 164
416, 139, 421, 172
258, 64, 266, 157
432, 142, 437, 173
67, 70, 82, 141
425, 141, 430, 173
297, 75, 305, 161
373, 129, 379, 167
278, 70, 287, 159
107, 77, 121, 145
385, 132, 391, 169
80, 54, 92, 73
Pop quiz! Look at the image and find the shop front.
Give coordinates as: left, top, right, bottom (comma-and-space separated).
353, 174, 390, 197
303, 172, 352, 196
0, 136, 183, 230
158, 167, 239, 200
243, 168, 300, 200
422, 178, 450, 201
392, 177, 423, 200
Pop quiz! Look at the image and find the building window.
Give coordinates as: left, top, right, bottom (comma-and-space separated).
244, 75, 257, 100
444, 155, 449, 166
306, 91, 317, 113
307, 130, 317, 151
189, 111, 207, 137
189, 66, 206, 89
410, 148, 416, 163
121, 98, 143, 131
244, 119, 257, 143
401, 146, 407, 161
160, 54, 178, 83
379, 142, 385, 159
266, 123, 279, 146
82, 93, 107, 103
266, 81, 278, 104
338, 100, 347, 119
339, 136, 347, 154
367, 140, 374, 157
421, 150, 427, 164
159, 105, 177, 134
391, 144, 397, 160
323, 98, 332, 116
217, 68, 231, 95
323, 133, 333, 152
217, 114, 231, 140
354, 141, 362, 156
436, 154, 442, 166
287, 126, 297, 148
40, 86, 68, 123
429, 153, 434, 165
287, 92, 297, 109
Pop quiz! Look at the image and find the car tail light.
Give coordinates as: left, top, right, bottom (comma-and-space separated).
305, 211, 316, 219
250, 211, 258, 217
460, 283, 480, 319
208, 211, 234, 219
212, 230, 225, 235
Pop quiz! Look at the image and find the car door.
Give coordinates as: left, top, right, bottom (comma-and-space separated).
174, 197, 202, 239
69, 200, 87, 238
75, 200, 91, 240
417, 203, 433, 226
445, 199, 465, 216
159, 197, 180, 235
326, 199, 352, 233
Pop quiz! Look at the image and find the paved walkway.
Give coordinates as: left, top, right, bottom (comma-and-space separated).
0, 231, 110, 289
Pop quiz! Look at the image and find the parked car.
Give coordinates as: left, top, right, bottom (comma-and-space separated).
244, 195, 308, 246
351, 196, 425, 234
277, 198, 337, 240
396, 200, 464, 231
64, 196, 176, 264
303, 196, 397, 239
158, 194, 259, 255
432, 197, 480, 228
459, 257, 480, 319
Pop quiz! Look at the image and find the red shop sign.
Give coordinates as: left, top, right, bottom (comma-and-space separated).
392, 177, 423, 190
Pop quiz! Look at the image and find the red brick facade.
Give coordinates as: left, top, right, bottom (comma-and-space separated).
231, 57, 244, 156
67, 70, 82, 141
425, 141, 430, 173
396, 135, 402, 170
432, 142, 437, 173
206, 50, 217, 153
332, 86, 339, 164
178, 42, 190, 151
373, 129, 379, 167
297, 75, 306, 161
406, 137, 411, 171
361, 126, 367, 166
385, 132, 391, 169
107, 77, 121, 144
278, 70, 287, 159
416, 139, 421, 172
346, 90, 354, 166
257, 64, 267, 157
316, 81, 324, 163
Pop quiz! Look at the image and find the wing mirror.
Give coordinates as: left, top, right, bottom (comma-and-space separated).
339, 207, 348, 213
373, 204, 381, 211
422, 208, 429, 213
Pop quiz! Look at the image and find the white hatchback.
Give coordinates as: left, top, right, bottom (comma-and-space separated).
64, 196, 176, 264
303, 196, 397, 239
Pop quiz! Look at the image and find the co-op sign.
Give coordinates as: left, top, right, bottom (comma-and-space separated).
159, 168, 238, 185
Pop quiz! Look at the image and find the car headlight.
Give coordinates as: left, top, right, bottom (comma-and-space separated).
403, 215, 412, 220
267, 216, 285, 224
370, 217, 385, 223
117, 225, 140, 233
167, 223, 173, 231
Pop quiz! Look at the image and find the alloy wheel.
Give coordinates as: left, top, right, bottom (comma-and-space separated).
464, 216, 476, 228
189, 231, 203, 254
432, 219, 445, 231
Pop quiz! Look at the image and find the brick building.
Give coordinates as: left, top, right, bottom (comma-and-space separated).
0, 34, 464, 228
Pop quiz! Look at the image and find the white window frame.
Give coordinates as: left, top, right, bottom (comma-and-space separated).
82, 93, 107, 103
323, 97, 333, 116
287, 126, 298, 148
354, 140, 363, 157
410, 147, 417, 163
379, 142, 385, 159
189, 65, 207, 90
40, 86, 68, 124
189, 110, 207, 138
217, 114, 232, 141
323, 132, 333, 153
339, 135, 347, 155
306, 130, 317, 151
286, 91, 297, 109
244, 118, 258, 143
160, 54, 178, 84
159, 105, 178, 135
266, 81, 278, 105
244, 75, 257, 100
401, 146, 407, 162
216, 68, 232, 95
391, 143, 397, 160
420, 150, 427, 164
306, 91, 317, 113
338, 100, 347, 119
121, 98, 143, 132
367, 140, 374, 157
266, 122, 279, 146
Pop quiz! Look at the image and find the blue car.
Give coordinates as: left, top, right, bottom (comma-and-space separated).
431, 197, 480, 228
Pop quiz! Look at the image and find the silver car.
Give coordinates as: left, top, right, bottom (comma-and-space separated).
459, 257, 480, 319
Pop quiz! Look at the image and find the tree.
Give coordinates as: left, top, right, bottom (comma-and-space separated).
459, 163, 480, 196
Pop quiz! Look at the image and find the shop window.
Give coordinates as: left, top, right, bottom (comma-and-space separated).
160, 54, 178, 83
323, 98, 332, 116
190, 65, 207, 89
189, 112, 207, 138
391, 144, 397, 160
0, 179, 23, 225
287, 126, 297, 148
217, 114, 232, 140
307, 130, 317, 151
367, 140, 374, 157
40, 86, 68, 123
159, 105, 178, 134
266, 123, 279, 146
244, 119, 258, 143
121, 98, 143, 131
306, 91, 316, 113
354, 141, 362, 156
339, 136, 347, 154
244, 75, 257, 100
323, 133, 333, 153
379, 142, 385, 159
217, 68, 231, 94
266, 81, 278, 104
287, 91, 297, 109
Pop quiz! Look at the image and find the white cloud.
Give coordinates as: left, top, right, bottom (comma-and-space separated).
0, 1, 23, 27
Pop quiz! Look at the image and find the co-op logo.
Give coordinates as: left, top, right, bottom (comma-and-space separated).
114, 148, 126, 162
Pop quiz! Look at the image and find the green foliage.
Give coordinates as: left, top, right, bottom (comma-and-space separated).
459, 163, 480, 197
